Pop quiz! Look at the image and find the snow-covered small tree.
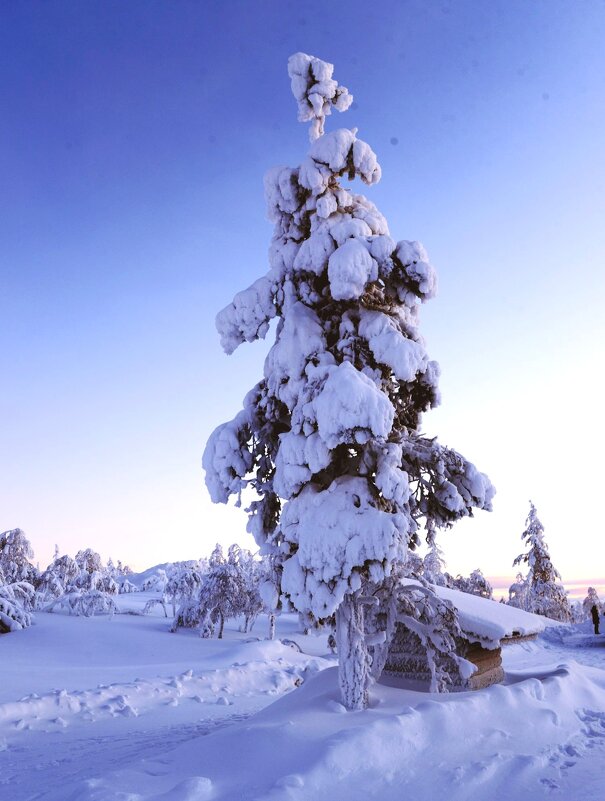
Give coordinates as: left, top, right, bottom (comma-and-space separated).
448, 568, 493, 599
35, 553, 79, 607
119, 578, 138, 594
0, 529, 38, 585
582, 587, 601, 619
234, 547, 264, 633
116, 559, 133, 576
422, 523, 447, 586
0, 580, 34, 633
74, 548, 104, 575
258, 553, 283, 639
172, 545, 251, 637
142, 568, 168, 592
45, 588, 118, 617
203, 53, 494, 709
38, 548, 118, 616
511, 502, 572, 622
507, 572, 529, 610
164, 562, 205, 616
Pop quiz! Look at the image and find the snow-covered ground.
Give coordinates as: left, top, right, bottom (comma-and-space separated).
1, 596, 604, 801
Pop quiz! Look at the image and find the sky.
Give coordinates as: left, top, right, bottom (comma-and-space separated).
1, 1, 604, 596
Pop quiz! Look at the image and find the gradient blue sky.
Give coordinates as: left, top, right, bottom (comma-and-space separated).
2, 1, 604, 594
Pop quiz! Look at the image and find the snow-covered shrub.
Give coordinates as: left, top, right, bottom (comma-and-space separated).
510, 502, 572, 622
45, 589, 118, 618
142, 568, 168, 592
38, 548, 118, 616
203, 53, 493, 709
0, 529, 38, 585
119, 579, 138, 594
0, 580, 34, 633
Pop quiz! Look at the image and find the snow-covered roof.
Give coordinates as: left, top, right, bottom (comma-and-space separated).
431, 584, 558, 647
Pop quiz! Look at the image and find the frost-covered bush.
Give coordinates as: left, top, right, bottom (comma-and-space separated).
0, 529, 38, 585
510, 502, 572, 622
203, 53, 493, 709
119, 579, 138, 594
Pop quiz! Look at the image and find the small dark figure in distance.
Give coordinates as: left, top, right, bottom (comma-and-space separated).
328, 633, 337, 654
591, 604, 600, 635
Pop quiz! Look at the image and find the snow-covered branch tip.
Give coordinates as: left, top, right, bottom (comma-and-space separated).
288, 52, 353, 141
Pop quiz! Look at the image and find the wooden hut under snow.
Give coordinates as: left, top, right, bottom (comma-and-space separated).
382, 583, 554, 691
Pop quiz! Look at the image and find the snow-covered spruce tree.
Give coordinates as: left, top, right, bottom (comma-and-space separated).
203, 53, 493, 710
512, 502, 572, 622
422, 523, 447, 586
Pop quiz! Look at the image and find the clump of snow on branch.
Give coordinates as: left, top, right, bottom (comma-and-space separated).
281, 477, 408, 620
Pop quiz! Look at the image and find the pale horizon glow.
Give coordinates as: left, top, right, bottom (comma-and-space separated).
1, 2, 604, 592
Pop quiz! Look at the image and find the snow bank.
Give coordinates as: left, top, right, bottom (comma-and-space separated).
64, 659, 605, 801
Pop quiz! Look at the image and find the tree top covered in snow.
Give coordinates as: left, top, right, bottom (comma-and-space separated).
287, 52, 353, 142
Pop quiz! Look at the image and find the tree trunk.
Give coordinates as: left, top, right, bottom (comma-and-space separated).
268, 613, 276, 640
335, 593, 369, 710
218, 612, 225, 639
